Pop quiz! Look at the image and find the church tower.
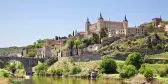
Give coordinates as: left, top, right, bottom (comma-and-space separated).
85, 17, 90, 35
123, 15, 128, 36
123, 15, 128, 29
97, 13, 104, 32
98, 12, 104, 22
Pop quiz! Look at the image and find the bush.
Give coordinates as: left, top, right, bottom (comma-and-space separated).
120, 65, 138, 78
28, 51, 35, 57
125, 52, 143, 69
144, 68, 153, 78
100, 57, 117, 74
158, 67, 168, 77
158, 69, 167, 77
70, 66, 81, 75
117, 62, 124, 73
0, 69, 9, 77
139, 65, 146, 74
55, 68, 63, 76
46, 57, 58, 66
35, 63, 48, 75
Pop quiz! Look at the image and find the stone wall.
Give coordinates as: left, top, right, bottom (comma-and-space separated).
61, 54, 102, 62
126, 49, 165, 55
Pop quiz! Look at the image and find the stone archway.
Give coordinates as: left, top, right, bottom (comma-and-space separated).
0, 56, 43, 76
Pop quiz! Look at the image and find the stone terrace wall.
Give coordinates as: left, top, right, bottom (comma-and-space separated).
59, 55, 102, 62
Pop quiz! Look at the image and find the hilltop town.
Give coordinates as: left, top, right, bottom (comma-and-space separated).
1, 13, 168, 60
1, 13, 168, 83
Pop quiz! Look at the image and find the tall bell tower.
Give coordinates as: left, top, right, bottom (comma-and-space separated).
85, 17, 90, 35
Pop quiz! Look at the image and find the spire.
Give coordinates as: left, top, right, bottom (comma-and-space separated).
160, 15, 162, 20
124, 15, 128, 22
75, 30, 77, 35
86, 17, 90, 24
98, 12, 104, 20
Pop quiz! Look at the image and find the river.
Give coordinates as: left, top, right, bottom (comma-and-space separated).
12, 77, 129, 84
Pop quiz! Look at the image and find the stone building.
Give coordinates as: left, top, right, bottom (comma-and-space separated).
164, 24, 168, 32
152, 16, 162, 27
85, 13, 146, 37
35, 45, 52, 58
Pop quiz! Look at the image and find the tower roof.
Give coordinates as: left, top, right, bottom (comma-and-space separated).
123, 15, 128, 22
98, 12, 104, 20
86, 17, 90, 24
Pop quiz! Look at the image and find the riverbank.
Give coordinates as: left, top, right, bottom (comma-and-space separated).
0, 78, 11, 84
44, 57, 165, 84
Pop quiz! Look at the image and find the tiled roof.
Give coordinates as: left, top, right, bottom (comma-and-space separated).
152, 18, 162, 20
79, 32, 86, 35
46, 40, 62, 45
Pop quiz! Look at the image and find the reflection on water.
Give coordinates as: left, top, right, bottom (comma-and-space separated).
13, 77, 129, 84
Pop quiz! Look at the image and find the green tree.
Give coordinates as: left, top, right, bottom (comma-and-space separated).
55, 36, 59, 40
74, 40, 82, 48
55, 68, 63, 76
82, 38, 91, 47
67, 39, 74, 48
100, 57, 117, 74
144, 68, 153, 78
139, 64, 146, 74
125, 52, 143, 69
100, 27, 108, 39
120, 65, 138, 78
35, 63, 48, 75
28, 51, 35, 57
35, 44, 43, 48
70, 66, 81, 75
91, 33, 100, 44
37, 39, 45, 44
68, 34, 72, 38
147, 24, 154, 29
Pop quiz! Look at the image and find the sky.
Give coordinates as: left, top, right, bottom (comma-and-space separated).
0, 0, 167, 48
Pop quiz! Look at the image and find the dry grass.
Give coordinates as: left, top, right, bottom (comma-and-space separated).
0, 78, 11, 84
48, 58, 101, 73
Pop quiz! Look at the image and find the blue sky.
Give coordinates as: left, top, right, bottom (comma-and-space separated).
0, 0, 167, 47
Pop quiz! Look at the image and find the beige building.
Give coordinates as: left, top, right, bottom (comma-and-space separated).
85, 13, 146, 37
35, 45, 52, 58
165, 25, 168, 32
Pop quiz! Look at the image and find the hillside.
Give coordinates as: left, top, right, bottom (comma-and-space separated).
99, 32, 168, 57
0, 47, 23, 56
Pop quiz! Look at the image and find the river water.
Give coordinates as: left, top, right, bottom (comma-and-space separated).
13, 77, 129, 84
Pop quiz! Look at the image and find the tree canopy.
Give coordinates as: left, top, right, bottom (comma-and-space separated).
125, 52, 143, 69
100, 57, 117, 74
100, 27, 108, 38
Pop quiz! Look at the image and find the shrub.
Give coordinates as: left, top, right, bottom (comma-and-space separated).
70, 66, 81, 75
70, 57, 74, 64
46, 57, 58, 66
139, 64, 146, 74
100, 57, 117, 74
125, 52, 143, 69
144, 68, 153, 78
55, 68, 63, 76
28, 51, 35, 57
120, 65, 138, 78
156, 44, 162, 50
0, 69, 9, 77
117, 62, 124, 73
35, 63, 48, 75
158, 67, 168, 77
158, 68, 167, 77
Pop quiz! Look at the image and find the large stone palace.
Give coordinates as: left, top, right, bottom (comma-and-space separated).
85, 13, 147, 37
